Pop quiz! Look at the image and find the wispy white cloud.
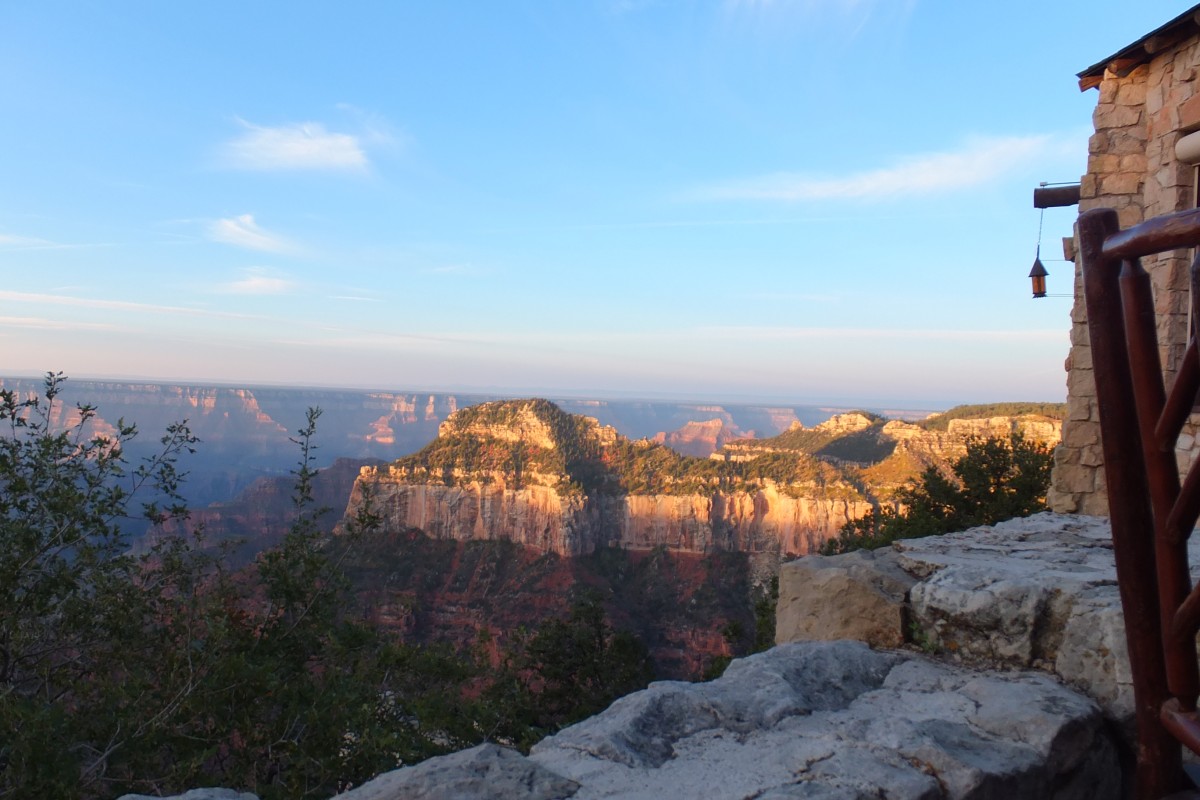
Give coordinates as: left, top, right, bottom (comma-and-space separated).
330, 295, 381, 302
221, 119, 369, 171
333, 104, 403, 149
0, 316, 117, 331
424, 263, 480, 276
0, 234, 51, 247
0, 290, 260, 320
208, 214, 298, 254
216, 267, 295, 295
695, 135, 1056, 202
692, 325, 1065, 343
0, 234, 112, 251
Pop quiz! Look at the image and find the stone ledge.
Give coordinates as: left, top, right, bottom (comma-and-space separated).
776, 512, 1200, 734
333, 641, 1118, 800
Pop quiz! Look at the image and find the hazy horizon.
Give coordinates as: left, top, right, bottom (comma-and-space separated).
0, 369, 1046, 418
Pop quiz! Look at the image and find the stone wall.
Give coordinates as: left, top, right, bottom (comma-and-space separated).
1050, 36, 1200, 514
774, 512, 1200, 741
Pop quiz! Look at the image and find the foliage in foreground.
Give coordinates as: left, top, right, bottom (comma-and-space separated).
0, 375, 655, 800
820, 434, 1053, 555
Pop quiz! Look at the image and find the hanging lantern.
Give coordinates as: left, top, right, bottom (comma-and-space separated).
1028, 199, 1049, 299
1029, 251, 1048, 299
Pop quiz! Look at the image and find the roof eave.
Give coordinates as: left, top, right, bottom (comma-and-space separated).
1077, 4, 1200, 91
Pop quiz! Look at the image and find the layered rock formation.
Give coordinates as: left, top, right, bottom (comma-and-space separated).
650, 418, 752, 457
352, 475, 872, 558
721, 410, 1063, 489
348, 400, 874, 558
350, 402, 1064, 559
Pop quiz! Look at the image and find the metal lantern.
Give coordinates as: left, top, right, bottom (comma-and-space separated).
1029, 252, 1048, 299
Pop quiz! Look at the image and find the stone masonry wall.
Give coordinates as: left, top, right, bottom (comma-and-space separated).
1049, 38, 1200, 514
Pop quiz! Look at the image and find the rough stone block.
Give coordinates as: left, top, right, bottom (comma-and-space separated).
1117, 203, 1145, 228
1110, 129, 1150, 155
1119, 152, 1148, 173
1069, 344, 1093, 371
1079, 173, 1098, 202
1090, 153, 1119, 173
1046, 488, 1079, 514
1058, 465, 1097, 495
1116, 79, 1147, 107
1098, 77, 1119, 104
1099, 171, 1142, 195
1079, 443, 1105, 468
1098, 104, 1143, 129
1063, 418, 1099, 449
775, 548, 916, 649
1066, 368, 1095, 401
1182, 92, 1200, 129
1070, 320, 1091, 345
894, 515, 1157, 725
1147, 85, 1164, 115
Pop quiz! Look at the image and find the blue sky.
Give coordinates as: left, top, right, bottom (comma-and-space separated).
0, 1, 1190, 408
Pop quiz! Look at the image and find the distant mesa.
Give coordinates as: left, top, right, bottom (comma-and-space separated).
348, 399, 1064, 559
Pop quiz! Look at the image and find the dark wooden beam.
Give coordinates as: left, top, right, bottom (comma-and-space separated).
1034, 184, 1081, 208
1144, 28, 1189, 56
1109, 57, 1142, 77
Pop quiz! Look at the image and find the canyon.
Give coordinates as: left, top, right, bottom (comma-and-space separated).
0, 376, 870, 506
347, 399, 1064, 560
2, 377, 1063, 682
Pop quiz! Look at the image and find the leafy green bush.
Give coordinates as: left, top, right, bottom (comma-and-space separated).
820, 434, 1053, 555
0, 380, 659, 797
477, 590, 654, 751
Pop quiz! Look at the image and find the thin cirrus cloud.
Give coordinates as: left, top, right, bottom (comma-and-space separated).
0, 290, 262, 320
220, 119, 369, 172
216, 267, 295, 295
208, 214, 298, 254
0, 234, 52, 247
695, 135, 1056, 202
0, 315, 117, 332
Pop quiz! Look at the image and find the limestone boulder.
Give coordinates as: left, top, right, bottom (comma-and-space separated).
478, 641, 1115, 799
775, 547, 915, 648
776, 512, 1200, 731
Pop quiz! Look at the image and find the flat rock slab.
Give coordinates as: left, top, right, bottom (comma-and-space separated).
338, 641, 1119, 800
899, 513, 1200, 728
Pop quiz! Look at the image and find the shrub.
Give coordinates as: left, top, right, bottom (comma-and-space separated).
820, 434, 1053, 555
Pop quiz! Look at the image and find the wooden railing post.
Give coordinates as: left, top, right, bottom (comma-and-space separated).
1081, 206, 1185, 798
